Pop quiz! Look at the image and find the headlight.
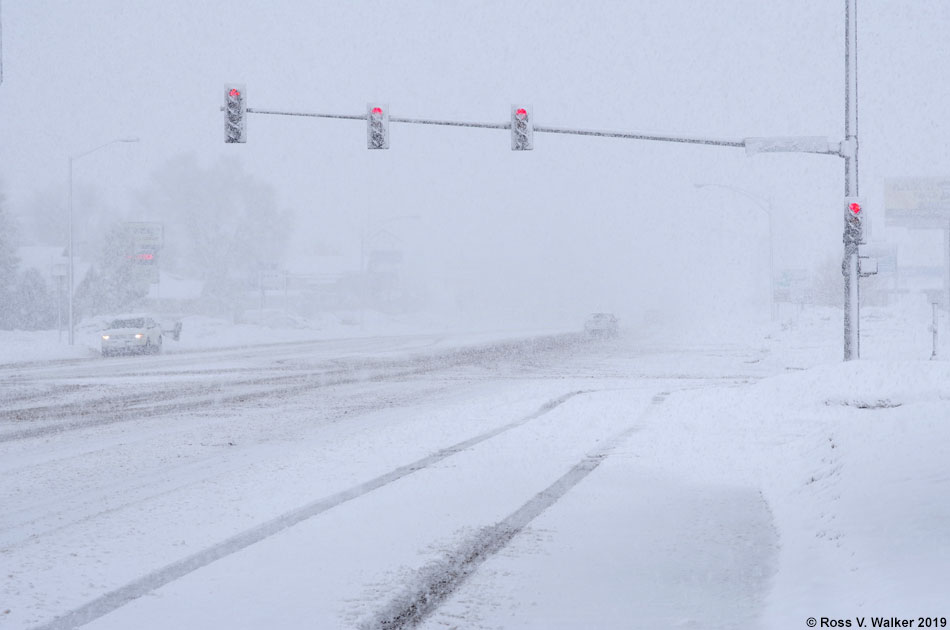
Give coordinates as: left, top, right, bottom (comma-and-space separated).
101, 335, 110, 340
134, 333, 144, 339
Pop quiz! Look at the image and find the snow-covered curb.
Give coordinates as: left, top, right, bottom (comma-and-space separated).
637, 360, 950, 627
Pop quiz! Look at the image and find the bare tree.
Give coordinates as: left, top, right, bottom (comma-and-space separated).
138, 154, 294, 282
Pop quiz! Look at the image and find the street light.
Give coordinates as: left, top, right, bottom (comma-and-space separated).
67, 137, 139, 345
694, 183, 776, 321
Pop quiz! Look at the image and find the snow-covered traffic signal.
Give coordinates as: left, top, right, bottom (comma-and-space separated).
843, 197, 865, 244
367, 104, 390, 149
511, 106, 533, 151
224, 84, 247, 143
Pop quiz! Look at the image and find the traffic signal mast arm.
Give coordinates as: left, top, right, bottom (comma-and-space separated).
242, 105, 744, 145
244, 107, 509, 131
239, 105, 850, 155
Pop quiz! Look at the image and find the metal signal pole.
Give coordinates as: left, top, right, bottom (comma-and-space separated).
842, 0, 861, 360
225, 0, 866, 361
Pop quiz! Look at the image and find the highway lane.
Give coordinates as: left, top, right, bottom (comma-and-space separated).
0, 332, 584, 442
2, 332, 777, 630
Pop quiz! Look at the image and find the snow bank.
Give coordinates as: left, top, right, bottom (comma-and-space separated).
0, 329, 96, 363
639, 359, 950, 626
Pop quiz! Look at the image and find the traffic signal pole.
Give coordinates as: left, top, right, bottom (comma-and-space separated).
843, 0, 861, 360
224, 0, 863, 360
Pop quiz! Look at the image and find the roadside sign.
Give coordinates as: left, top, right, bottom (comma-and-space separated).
885, 178, 950, 229
124, 222, 164, 250
260, 271, 284, 290
122, 222, 163, 283
877, 255, 897, 274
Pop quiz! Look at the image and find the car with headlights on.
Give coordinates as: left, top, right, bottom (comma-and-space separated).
584, 312, 619, 338
100, 316, 164, 356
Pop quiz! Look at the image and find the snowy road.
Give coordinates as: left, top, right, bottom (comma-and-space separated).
2, 331, 781, 629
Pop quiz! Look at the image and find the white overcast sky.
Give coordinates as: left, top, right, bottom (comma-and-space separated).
2, 1, 949, 325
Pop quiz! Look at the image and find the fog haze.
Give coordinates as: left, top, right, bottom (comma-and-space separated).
3, 1, 949, 330
4, 5, 950, 628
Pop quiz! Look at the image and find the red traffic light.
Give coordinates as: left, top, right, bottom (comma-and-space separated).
371, 106, 383, 115
848, 202, 862, 215
229, 88, 241, 98
515, 108, 527, 119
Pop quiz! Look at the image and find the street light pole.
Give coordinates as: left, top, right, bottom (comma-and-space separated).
0, 0, 5, 87
67, 137, 139, 345
695, 183, 776, 321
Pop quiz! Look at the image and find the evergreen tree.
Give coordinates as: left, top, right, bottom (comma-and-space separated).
73, 224, 150, 320
96, 224, 150, 313
12, 268, 55, 330
72, 266, 102, 322
0, 190, 22, 328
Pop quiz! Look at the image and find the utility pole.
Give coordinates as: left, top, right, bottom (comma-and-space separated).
931, 302, 939, 360
1, 0, 4, 86
259, 270, 265, 326
842, 0, 861, 360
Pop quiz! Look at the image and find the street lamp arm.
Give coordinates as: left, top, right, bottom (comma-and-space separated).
70, 137, 139, 162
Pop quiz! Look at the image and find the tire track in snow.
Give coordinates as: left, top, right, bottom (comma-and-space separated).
360, 391, 668, 630
29, 389, 590, 630
0, 381, 452, 548
2, 333, 585, 443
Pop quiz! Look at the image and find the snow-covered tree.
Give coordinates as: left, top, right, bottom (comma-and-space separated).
0, 188, 22, 328
73, 224, 150, 320
11, 268, 55, 330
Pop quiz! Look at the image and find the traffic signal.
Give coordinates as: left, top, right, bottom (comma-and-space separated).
844, 197, 865, 244
511, 106, 533, 151
224, 84, 247, 143
367, 104, 389, 149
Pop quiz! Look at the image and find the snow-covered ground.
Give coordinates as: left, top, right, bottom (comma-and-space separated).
2, 300, 949, 629
415, 305, 950, 629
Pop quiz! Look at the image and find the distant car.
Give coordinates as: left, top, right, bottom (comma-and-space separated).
100, 316, 164, 356
584, 313, 619, 338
